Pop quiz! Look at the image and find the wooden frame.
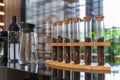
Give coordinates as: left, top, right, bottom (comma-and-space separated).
46, 60, 111, 73
46, 42, 111, 46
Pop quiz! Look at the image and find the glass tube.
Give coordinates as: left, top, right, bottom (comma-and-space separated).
57, 20, 63, 62
57, 21, 63, 79
63, 19, 71, 63
84, 16, 92, 65
84, 16, 92, 80
63, 19, 71, 80
52, 22, 57, 61
72, 17, 80, 64
96, 16, 105, 66
72, 18, 81, 80
51, 22, 58, 77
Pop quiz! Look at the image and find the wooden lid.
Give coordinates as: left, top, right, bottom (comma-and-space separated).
57, 20, 63, 25
72, 17, 80, 22
52, 22, 57, 26
84, 16, 92, 21
96, 16, 104, 21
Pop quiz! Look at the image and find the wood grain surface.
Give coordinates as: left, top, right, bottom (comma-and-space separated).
46, 42, 111, 46
46, 60, 111, 73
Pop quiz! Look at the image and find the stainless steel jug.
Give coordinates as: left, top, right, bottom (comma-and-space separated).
19, 23, 38, 64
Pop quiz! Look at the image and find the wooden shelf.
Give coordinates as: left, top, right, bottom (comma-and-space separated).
46, 60, 111, 73
46, 42, 111, 46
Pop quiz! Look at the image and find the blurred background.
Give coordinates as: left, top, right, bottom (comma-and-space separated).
1, 0, 120, 63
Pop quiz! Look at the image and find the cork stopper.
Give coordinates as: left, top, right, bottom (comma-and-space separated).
52, 22, 57, 26
96, 16, 104, 21
64, 19, 71, 24
57, 20, 63, 25
84, 16, 92, 21
72, 17, 80, 22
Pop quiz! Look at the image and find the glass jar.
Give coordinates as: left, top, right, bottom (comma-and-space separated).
72, 17, 80, 64
52, 22, 57, 61
8, 16, 21, 62
84, 16, 92, 65
96, 16, 105, 65
19, 23, 38, 64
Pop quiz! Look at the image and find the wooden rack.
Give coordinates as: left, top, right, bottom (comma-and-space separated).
46, 60, 111, 73
45, 42, 111, 73
45, 42, 111, 46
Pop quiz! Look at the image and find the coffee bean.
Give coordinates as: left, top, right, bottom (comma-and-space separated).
65, 71, 70, 80
64, 38, 70, 63
98, 74, 105, 80
85, 37, 91, 65
57, 36, 63, 62
85, 73, 91, 80
74, 72, 80, 80
73, 39, 80, 64
52, 38, 57, 61
53, 69, 57, 77
97, 37, 104, 65
58, 70, 63, 79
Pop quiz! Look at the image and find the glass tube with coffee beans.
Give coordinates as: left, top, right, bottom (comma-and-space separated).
51, 22, 58, 77
96, 16, 105, 66
84, 16, 92, 65
84, 16, 92, 80
52, 22, 57, 61
57, 21, 63, 62
63, 19, 71, 80
57, 21, 63, 78
64, 19, 71, 63
72, 17, 80, 64
72, 17, 81, 80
